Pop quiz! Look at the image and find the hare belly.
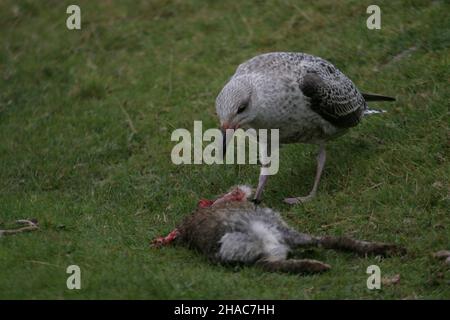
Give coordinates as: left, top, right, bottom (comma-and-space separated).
217, 220, 289, 263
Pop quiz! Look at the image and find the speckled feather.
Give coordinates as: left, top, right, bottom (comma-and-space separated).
218, 52, 370, 144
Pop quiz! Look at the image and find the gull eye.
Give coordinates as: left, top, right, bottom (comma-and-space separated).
237, 103, 248, 114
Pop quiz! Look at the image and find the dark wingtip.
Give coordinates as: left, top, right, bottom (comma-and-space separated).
362, 93, 396, 102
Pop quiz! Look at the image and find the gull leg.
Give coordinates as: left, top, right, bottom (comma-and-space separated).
253, 139, 272, 204
284, 144, 326, 205
253, 172, 269, 204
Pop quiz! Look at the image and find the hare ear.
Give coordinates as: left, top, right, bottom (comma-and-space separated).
198, 199, 214, 208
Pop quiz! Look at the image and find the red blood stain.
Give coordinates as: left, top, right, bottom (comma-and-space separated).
151, 228, 180, 247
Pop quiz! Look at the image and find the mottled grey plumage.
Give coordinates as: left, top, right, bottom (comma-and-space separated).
216, 52, 395, 203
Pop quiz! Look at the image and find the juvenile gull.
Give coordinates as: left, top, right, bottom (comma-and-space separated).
216, 52, 395, 204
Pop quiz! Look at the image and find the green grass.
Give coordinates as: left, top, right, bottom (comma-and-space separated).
0, 0, 449, 299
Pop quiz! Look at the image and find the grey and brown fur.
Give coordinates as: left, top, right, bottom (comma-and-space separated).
158, 186, 405, 274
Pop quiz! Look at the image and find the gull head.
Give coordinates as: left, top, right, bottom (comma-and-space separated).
215, 76, 257, 132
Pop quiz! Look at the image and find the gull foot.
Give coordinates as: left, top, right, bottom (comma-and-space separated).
251, 198, 262, 205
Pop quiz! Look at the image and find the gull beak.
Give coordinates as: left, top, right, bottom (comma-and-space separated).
220, 122, 237, 158
221, 127, 227, 157
220, 125, 227, 158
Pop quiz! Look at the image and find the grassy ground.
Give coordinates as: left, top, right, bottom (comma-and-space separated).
0, 0, 449, 299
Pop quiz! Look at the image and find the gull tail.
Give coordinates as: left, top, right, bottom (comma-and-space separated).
364, 108, 386, 116
362, 93, 395, 116
362, 93, 396, 102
